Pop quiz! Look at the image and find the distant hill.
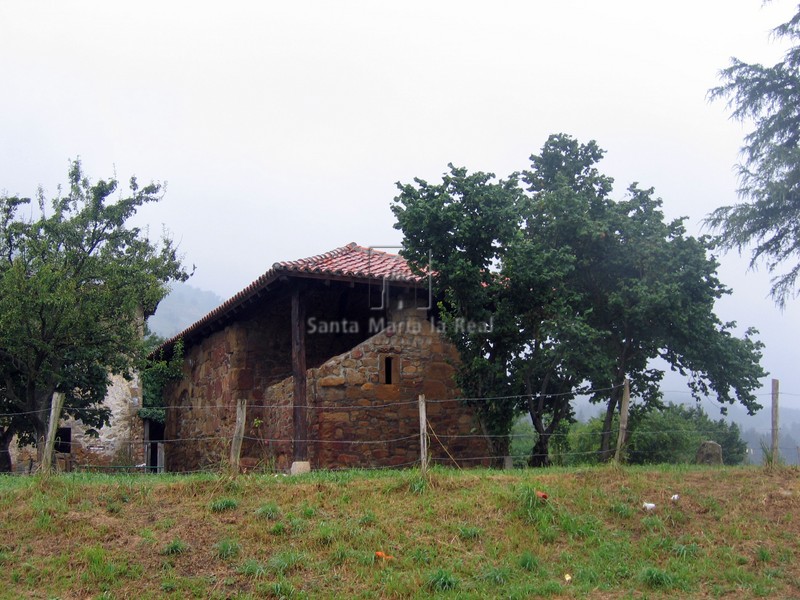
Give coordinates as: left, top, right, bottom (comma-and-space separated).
147, 282, 223, 339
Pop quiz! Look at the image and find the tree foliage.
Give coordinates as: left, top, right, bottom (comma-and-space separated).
392, 134, 766, 466
707, 7, 800, 306
140, 335, 184, 424
398, 166, 525, 460
0, 161, 190, 470
566, 403, 747, 466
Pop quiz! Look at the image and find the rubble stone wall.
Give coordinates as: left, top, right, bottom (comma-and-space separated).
164, 283, 491, 472
246, 309, 491, 470
8, 373, 144, 472
164, 283, 376, 471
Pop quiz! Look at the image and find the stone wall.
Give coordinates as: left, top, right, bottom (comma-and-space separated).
248, 377, 294, 472
8, 373, 144, 472
163, 324, 247, 471
163, 281, 379, 471
244, 308, 491, 470
163, 281, 492, 472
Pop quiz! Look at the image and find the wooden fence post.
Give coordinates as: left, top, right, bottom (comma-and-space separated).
614, 379, 630, 463
419, 394, 428, 474
230, 398, 247, 475
41, 392, 65, 474
157, 442, 165, 473
772, 378, 780, 462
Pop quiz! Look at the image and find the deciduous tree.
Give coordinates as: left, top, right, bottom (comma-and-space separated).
393, 166, 524, 463
0, 161, 190, 471
393, 135, 766, 466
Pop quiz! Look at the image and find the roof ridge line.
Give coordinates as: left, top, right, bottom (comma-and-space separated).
352, 244, 404, 258
273, 241, 358, 269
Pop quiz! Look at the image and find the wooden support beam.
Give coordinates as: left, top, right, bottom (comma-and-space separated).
292, 287, 308, 462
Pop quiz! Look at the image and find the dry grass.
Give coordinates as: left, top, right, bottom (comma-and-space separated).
0, 465, 798, 598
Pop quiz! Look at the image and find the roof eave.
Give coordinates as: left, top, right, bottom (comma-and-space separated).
149, 268, 424, 359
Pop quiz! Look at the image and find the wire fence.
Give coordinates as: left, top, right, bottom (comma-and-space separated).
2, 385, 797, 475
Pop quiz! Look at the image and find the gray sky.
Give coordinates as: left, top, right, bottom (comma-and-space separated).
2, 1, 799, 410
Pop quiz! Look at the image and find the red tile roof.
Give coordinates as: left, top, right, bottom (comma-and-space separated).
275, 242, 421, 282
152, 243, 423, 355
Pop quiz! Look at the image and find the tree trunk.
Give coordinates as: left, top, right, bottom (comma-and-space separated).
476, 412, 509, 468
493, 433, 510, 467
0, 426, 14, 473
525, 374, 558, 468
28, 389, 52, 463
528, 397, 571, 468
598, 395, 617, 462
33, 420, 47, 463
600, 351, 629, 462
529, 434, 551, 467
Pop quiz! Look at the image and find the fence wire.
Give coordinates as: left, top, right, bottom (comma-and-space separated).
2, 384, 797, 475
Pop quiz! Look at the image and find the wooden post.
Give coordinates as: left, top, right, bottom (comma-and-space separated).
157, 443, 165, 474
419, 394, 428, 474
771, 378, 780, 462
291, 287, 309, 465
614, 379, 630, 463
230, 398, 247, 474
41, 392, 65, 474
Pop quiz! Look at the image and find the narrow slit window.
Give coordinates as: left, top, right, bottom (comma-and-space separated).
380, 354, 400, 385
384, 356, 393, 384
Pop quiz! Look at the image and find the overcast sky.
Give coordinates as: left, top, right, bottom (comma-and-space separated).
2, 1, 799, 411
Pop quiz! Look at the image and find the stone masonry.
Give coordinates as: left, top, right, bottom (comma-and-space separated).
163, 282, 375, 471
303, 309, 489, 469
160, 244, 493, 472
9, 373, 145, 472
165, 300, 491, 471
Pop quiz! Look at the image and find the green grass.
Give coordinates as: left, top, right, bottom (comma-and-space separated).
238, 558, 268, 579
0, 465, 798, 598
457, 524, 482, 540
268, 550, 305, 575
215, 538, 241, 560
255, 501, 280, 520
269, 521, 287, 536
518, 550, 540, 572
426, 568, 459, 591
161, 538, 188, 555
209, 497, 239, 512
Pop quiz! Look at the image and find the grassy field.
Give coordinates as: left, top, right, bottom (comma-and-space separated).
0, 465, 798, 599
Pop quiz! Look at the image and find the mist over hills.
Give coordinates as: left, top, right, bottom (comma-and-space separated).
147, 282, 223, 340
